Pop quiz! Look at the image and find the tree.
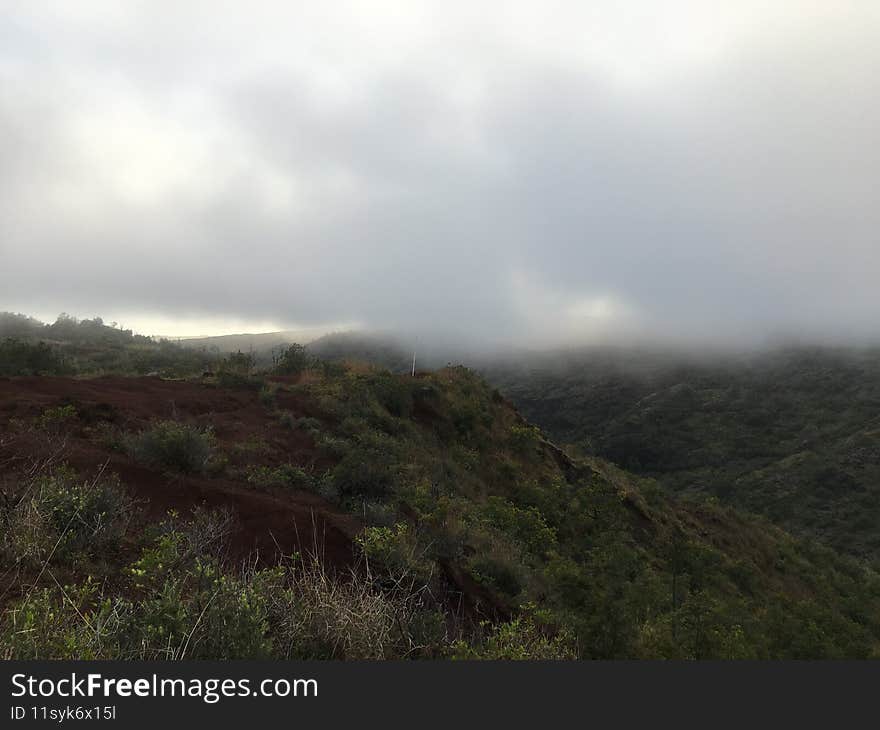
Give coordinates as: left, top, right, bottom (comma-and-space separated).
273, 343, 310, 375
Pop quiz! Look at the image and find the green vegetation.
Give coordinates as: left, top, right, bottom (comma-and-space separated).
0, 467, 451, 660
4, 323, 880, 659
486, 346, 880, 559
126, 420, 217, 475
0, 312, 215, 376
307, 332, 413, 372
272, 343, 311, 375
0, 338, 71, 376
188, 362, 880, 658
246, 464, 314, 490
1, 468, 134, 568
453, 611, 577, 660
1, 508, 450, 660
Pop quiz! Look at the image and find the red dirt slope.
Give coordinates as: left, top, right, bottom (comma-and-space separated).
0, 376, 359, 567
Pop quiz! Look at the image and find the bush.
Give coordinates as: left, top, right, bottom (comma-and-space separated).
331, 450, 396, 501
131, 560, 275, 660
1, 504, 454, 660
122, 509, 275, 659
127, 420, 216, 474
480, 496, 558, 558
0, 338, 70, 376
1, 469, 136, 566
356, 523, 432, 581
0, 580, 130, 660
2, 510, 272, 660
509, 423, 542, 456
292, 415, 322, 433
453, 614, 576, 660
216, 371, 263, 390
320, 360, 347, 377
37, 404, 78, 432
258, 384, 278, 408
370, 373, 415, 418
246, 464, 314, 490
470, 553, 524, 599
91, 421, 126, 451
272, 343, 311, 375
220, 350, 255, 375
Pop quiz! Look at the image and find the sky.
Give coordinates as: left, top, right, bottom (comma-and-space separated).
1, 1, 879, 345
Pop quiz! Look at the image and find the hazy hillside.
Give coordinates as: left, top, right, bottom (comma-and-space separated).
172, 329, 325, 354
0, 312, 217, 376
4, 317, 880, 658
270, 332, 880, 560
307, 331, 414, 372
486, 346, 880, 558
3, 325, 880, 658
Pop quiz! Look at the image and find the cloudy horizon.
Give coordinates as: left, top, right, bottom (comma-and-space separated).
2, 1, 879, 346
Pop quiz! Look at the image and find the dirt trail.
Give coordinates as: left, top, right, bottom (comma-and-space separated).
0, 376, 358, 567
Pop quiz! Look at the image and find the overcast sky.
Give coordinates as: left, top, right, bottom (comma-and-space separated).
2, 1, 879, 345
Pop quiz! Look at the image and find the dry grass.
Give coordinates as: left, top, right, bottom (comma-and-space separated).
264, 550, 447, 659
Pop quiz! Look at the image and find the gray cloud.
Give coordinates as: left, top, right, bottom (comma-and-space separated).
2, 1, 879, 345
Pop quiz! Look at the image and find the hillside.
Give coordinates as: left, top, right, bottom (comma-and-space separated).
172, 328, 325, 354
307, 331, 415, 372
3, 356, 880, 658
212, 330, 880, 561
0, 312, 217, 376
486, 346, 880, 559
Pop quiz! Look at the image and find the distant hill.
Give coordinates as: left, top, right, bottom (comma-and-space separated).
170, 328, 327, 354
307, 331, 413, 372
0, 312, 334, 375
485, 346, 880, 559
0, 311, 215, 376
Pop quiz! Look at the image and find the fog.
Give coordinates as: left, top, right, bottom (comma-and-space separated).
2, 2, 879, 347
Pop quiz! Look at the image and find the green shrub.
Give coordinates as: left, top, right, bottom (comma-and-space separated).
509, 423, 542, 456
450, 402, 491, 441
91, 421, 125, 451
1, 469, 135, 566
0, 338, 70, 376
37, 404, 78, 431
279, 412, 321, 433
220, 350, 255, 375
246, 464, 314, 490
295, 416, 322, 432
371, 374, 415, 418
331, 451, 395, 501
258, 384, 278, 408
356, 523, 430, 578
230, 435, 271, 457
453, 613, 576, 660
127, 420, 216, 474
132, 560, 274, 660
469, 551, 524, 600
480, 496, 558, 558
124, 509, 274, 659
0, 579, 130, 660
272, 343, 311, 375
216, 371, 263, 390
319, 360, 347, 377
2, 510, 272, 660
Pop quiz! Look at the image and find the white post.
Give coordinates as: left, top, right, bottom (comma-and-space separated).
411, 350, 416, 377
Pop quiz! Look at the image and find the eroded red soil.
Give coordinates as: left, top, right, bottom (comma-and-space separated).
0, 376, 358, 567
